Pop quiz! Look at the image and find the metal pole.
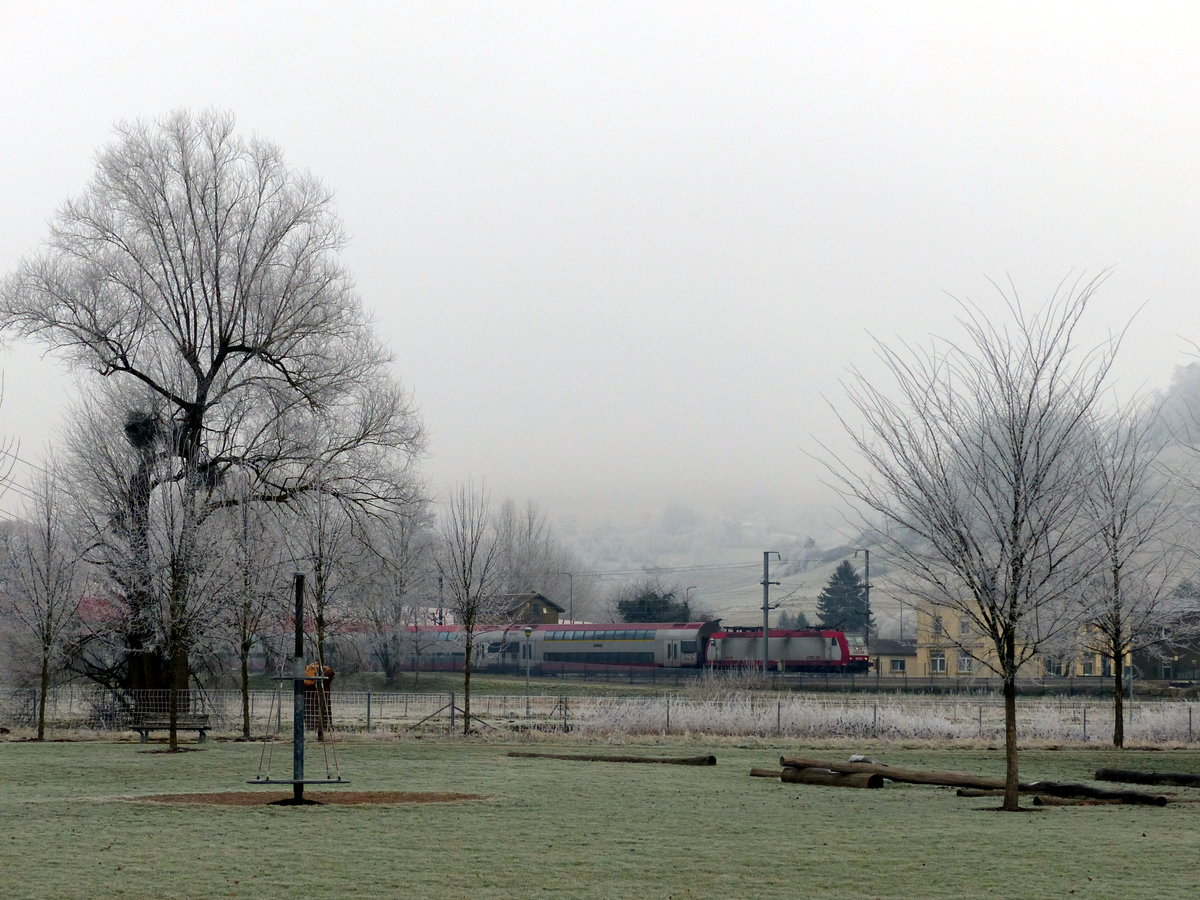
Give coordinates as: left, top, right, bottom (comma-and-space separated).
559, 572, 574, 621
855, 548, 870, 642
761, 551, 779, 674
524, 626, 533, 717
292, 573, 306, 803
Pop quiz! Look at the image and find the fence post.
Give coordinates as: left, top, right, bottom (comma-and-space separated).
366, 692, 372, 733
449, 692, 455, 733
1082, 705, 1088, 742
778, 699, 783, 736
665, 696, 671, 733
561, 696, 568, 731
1189, 705, 1193, 743
978, 706, 983, 738
872, 702, 878, 735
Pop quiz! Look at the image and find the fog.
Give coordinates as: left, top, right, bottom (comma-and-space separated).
2, 2, 1199, 593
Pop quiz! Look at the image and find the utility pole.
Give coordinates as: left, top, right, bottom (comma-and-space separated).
559, 572, 574, 622
762, 552, 780, 673
855, 548, 871, 642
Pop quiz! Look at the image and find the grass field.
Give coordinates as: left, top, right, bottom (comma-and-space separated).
1, 736, 1197, 899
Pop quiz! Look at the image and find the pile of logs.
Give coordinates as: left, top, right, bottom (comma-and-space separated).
747, 755, 1176, 805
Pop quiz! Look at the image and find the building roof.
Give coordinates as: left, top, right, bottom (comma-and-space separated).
501, 592, 566, 613
871, 638, 918, 656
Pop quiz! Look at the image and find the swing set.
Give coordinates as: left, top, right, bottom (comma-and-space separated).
248, 573, 349, 803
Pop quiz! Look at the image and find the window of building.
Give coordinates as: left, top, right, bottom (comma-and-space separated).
932, 616, 945, 637
1045, 658, 1065, 677
959, 617, 972, 637
930, 652, 946, 674
890, 658, 906, 673
957, 652, 973, 674
1082, 657, 1094, 676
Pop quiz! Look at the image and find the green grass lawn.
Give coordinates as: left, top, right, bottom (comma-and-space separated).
2, 737, 1197, 899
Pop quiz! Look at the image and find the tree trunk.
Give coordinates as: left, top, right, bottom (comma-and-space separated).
781, 767, 884, 789
1112, 652, 1125, 748
37, 650, 50, 741
240, 636, 251, 739
780, 757, 1013, 789
168, 633, 188, 752
1002, 669, 1020, 810
510, 751, 717, 765
462, 635, 473, 735
1095, 768, 1200, 788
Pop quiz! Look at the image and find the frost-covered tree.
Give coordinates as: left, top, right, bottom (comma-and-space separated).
1076, 402, 1200, 746
827, 274, 1118, 810
437, 483, 504, 734
1, 110, 423, 710
0, 466, 88, 739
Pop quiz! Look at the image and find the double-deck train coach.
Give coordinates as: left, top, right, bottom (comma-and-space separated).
478, 621, 720, 672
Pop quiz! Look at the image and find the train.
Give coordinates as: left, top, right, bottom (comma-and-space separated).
404, 621, 872, 675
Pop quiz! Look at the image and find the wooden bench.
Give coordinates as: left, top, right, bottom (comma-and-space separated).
131, 714, 211, 743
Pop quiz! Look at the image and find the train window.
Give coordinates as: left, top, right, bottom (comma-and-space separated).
680, 641, 696, 653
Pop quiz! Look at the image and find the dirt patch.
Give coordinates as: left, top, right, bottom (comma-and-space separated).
136, 790, 483, 806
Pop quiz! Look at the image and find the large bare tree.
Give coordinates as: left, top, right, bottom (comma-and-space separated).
0, 111, 423, 712
827, 275, 1117, 810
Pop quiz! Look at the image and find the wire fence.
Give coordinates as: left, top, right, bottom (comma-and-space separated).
2, 686, 1197, 744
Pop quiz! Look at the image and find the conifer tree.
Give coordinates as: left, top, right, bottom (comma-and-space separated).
816, 561, 872, 637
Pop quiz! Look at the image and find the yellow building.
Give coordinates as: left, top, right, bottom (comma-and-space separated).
913, 604, 1123, 678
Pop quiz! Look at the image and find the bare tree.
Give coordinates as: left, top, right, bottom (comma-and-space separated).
827, 274, 1117, 810
492, 498, 595, 619
436, 483, 503, 734
1075, 403, 1197, 746
351, 511, 436, 687
1, 110, 423, 705
224, 482, 291, 738
281, 489, 370, 670
0, 466, 88, 739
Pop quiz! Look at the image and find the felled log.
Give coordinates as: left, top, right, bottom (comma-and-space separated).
1025, 781, 1168, 806
781, 767, 883, 789
781, 757, 1169, 805
750, 767, 784, 778
956, 788, 1009, 798
507, 751, 716, 765
1033, 795, 1121, 807
1095, 768, 1200, 788
780, 756, 1010, 790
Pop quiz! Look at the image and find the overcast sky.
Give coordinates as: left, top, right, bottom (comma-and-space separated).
2, 1, 1198, 550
